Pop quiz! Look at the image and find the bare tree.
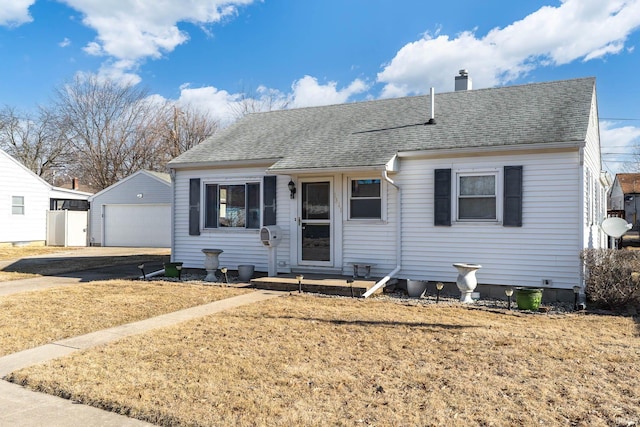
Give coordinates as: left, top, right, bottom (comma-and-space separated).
0, 105, 70, 184
230, 85, 289, 120
154, 103, 219, 160
53, 75, 167, 190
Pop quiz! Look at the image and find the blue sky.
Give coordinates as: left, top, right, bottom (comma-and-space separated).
1, 0, 640, 175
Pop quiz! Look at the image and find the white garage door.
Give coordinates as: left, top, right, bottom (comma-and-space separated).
104, 204, 171, 247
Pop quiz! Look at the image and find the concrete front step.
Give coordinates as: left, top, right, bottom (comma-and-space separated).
250, 274, 381, 297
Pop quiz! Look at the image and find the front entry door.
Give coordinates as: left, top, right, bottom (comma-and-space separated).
299, 179, 332, 265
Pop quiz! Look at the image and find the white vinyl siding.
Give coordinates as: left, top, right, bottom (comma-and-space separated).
399, 151, 582, 290
582, 91, 607, 250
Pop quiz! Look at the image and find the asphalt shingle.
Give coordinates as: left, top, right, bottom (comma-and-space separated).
168, 77, 595, 171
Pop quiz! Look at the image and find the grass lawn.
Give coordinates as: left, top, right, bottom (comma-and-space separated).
0, 246, 80, 261
0, 271, 39, 282
7, 294, 640, 426
0, 280, 250, 356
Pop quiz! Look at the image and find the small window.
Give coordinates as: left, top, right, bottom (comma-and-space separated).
12, 196, 24, 215
350, 178, 381, 219
204, 182, 260, 229
457, 173, 497, 221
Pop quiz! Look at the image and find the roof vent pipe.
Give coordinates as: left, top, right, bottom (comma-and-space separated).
455, 69, 472, 91
426, 87, 436, 125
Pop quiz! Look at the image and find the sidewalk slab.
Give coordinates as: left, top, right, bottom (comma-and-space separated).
0, 381, 153, 426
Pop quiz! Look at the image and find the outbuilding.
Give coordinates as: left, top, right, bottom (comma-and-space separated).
88, 170, 172, 247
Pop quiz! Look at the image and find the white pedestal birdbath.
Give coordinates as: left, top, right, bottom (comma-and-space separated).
202, 249, 223, 282
453, 263, 482, 303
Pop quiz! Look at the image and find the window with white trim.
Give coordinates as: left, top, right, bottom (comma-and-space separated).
204, 182, 260, 228
456, 171, 498, 221
12, 196, 24, 215
349, 178, 381, 219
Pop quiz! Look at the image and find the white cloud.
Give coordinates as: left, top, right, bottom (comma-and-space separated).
378, 0, 640, 96
601, 121, 640, 174
289, 76, 369, 108
173, 77, 370, 126
59, 37, 71, 48
177, 84, 242, 127
57, 0, 255, 81
0, 0, 35, 27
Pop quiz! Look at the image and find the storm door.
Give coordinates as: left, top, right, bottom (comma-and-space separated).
298, 179, 332, 265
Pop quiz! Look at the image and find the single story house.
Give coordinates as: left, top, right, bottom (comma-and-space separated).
0, 148, 91, 246
609, 173, 640, 231
167, 75, 607, 298
88, 170, 172, 247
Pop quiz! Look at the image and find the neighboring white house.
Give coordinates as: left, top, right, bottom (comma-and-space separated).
1, 148, 91, 246
167, 76, 608, 297
88, 170, 172, 247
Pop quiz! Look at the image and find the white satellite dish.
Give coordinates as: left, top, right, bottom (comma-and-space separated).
601, 217, 633, 239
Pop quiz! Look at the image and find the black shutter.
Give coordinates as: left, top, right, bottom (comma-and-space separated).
503, 166, 523, 227
204, 184, 218, 228
434, 169, 451, 226
189, 178, 201, 235
263, 175, 277, 226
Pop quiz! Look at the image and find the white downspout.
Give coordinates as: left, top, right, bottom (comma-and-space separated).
363, 169, 401, 298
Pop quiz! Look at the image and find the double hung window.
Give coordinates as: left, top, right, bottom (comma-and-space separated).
204, 183, 260, 229
349, 178, 381, 219
457, 173, 497, 221
12, 196, 24, 215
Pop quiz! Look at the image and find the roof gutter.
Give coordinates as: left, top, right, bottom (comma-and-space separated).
266, 164, 388, 175
398, 140, 585, 159
168, 158, 282, 170
363, 165, 401, 298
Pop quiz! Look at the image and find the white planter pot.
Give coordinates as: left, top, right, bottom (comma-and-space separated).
407, 280, 427, 298
237, 264, 255, 282
453, 263, 482, 303
202, 249, 223, 282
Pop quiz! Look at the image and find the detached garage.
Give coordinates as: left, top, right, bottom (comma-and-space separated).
88, 170, 172, 247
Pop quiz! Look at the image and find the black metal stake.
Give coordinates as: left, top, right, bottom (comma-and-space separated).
507, 294, 512, 310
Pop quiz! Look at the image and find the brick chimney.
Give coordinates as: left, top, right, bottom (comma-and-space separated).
72, 177, 79, 190
455, 69, 472, 91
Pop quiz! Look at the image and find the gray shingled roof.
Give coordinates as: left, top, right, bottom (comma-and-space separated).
168, 77, 595, 171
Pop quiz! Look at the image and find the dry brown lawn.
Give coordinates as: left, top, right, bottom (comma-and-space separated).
8, 294, 640, 426
0, 246, 80, 261
0, 271, 39, 282
0, 280, 249, 356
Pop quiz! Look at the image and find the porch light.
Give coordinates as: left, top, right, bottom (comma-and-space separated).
288, 180, 296, 199
505, 287, 514, 310
435, 282, 444, 303
296, 274, 304, 293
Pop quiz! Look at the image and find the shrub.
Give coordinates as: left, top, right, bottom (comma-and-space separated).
580, 249, 640, 311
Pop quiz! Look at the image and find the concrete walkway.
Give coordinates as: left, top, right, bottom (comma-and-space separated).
0, 261, 284, 426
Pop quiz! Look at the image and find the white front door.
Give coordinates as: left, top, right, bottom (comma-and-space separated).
298, 178, 333, 266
